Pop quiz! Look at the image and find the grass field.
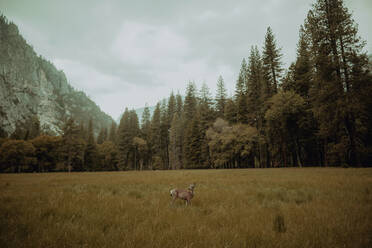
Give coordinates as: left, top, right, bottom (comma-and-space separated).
1, 168, 371, 248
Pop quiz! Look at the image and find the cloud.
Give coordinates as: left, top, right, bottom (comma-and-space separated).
53, 58, 129, 118
197, 10, 219, 21
112, 21, 190, 66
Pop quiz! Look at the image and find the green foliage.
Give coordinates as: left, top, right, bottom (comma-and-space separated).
108, 121, 117, 144
0, 139, 35, 172
117, 109, 140, 170
224, 99, 236, 124
207, 118, 258, 168
184, 115, 203, 168
262, 27, 283, 94
85, 119, 98, 171
235, 59, 249, 124
305, 0, 372, 166
215, 75, 227, 117
184, 82, 198, 121
61, 118, 86, 172
169, 114, 184, 169
97, 127, 108, 145
31, 135, 62, 172
97, 141, 119, 171
265, 91, 307, 166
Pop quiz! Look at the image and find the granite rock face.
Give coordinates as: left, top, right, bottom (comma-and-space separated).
0, 16, 113, 136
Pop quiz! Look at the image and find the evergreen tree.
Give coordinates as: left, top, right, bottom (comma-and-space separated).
78, 121, 87, 141
182, 82, 199, 168
117, 109, 140, 170
150, 103, 162, 169
184, 82, 198, 121
117, 108, 131, 170
141, 104, 151, 128
305, 0, 372, 166
224, 98, 237, 124
215, 75, 227, 117
235, 59, 249, 123
160, 100, 170, 169
247, 46, 264, 128
0, 139, 35, 173
108, 121, 117, 144
169, 114, 184, 169
262, 27, 283, 95
265, 91, 307, 167
140, 104, 152, 169
31, 135, 61, 172
184, 114, 202, 168
97, 141, 119, 171
198, 83, 214, 167
132, 136, 147, 170
175, 92, 183, 116
85, 119, 98, 171
167, 92, 176, 124
61, 118, 86, 172
289, 26, 312, 99
97, 127, 107, 145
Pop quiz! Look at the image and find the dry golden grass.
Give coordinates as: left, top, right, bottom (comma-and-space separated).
1, 168, 372, 248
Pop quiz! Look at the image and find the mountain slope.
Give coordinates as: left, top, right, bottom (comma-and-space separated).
0, 15, 113, 135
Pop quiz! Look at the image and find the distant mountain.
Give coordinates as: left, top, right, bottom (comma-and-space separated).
0, 15, 114, 136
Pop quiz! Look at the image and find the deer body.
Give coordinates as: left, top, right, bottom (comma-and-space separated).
170, 184, 195, 206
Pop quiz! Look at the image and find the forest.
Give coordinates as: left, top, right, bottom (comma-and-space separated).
0, 0, 372, 172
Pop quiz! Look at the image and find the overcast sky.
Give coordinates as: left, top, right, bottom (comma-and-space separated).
1, 0, 371, 120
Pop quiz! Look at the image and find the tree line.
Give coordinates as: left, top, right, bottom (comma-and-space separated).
0, 0, 371, 172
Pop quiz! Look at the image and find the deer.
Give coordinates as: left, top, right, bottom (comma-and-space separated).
170, 183, 196, 206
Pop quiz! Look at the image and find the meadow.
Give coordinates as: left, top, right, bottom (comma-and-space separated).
0, 168, 371, 248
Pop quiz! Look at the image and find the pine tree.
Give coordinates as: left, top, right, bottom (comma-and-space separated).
117, 108, 131, 170
85, 119, 98, 171
215, 75, 227, 117
224, 98, 236, 124
235, 59, 249, 123
198, 83, 214, 168
78, 121, 87, 141
293, 26, 312, 98
108, 121, 117, 144
184, 82, 198, 121
61, 118, 85, 172
183, 82, 199, 168
169, 114, 183, 169
97, 127, 107, 145
175, 92, 183, 116
140, 104, 152, 169
167, 92, 176, 125
160, 100, 170, 169
262, 27, 283, 95
247, 46, 264, 128
184, 114, 202, 168
150, 103, 162, 169
305, 0, 371, 166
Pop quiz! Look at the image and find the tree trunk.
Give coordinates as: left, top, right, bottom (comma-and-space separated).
295, 138, 303, 167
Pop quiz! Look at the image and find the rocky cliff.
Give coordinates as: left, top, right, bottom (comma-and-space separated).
0, 15, 114, 136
